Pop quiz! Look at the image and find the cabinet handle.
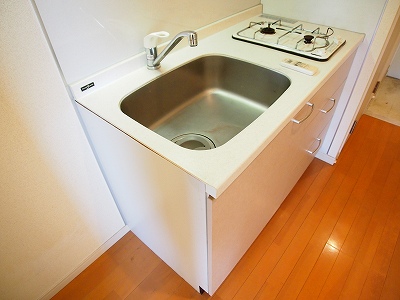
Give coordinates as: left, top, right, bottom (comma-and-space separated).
306, 138, 322, 154
320, 98, 336, 114
292, 102, 314, 124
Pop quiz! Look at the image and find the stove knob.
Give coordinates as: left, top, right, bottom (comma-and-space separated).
304, 35, 314, 44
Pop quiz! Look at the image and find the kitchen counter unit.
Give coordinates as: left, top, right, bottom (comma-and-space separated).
74, 9, 364, 295
75, 13, 364, 198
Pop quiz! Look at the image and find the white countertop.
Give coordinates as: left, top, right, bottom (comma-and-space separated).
75, 12, 364, 198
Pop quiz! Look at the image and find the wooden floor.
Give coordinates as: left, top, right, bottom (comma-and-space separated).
53, 115, 400, 300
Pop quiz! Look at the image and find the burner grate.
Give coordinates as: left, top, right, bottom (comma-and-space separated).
233, 16, 346, 61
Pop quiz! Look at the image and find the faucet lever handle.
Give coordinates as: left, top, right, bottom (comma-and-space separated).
144, 31, 170, 48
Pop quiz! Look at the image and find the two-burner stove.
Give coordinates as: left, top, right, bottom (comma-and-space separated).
232, 14, 346, 61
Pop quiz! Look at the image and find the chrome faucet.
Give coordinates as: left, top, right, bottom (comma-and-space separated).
144, 31, 198, 70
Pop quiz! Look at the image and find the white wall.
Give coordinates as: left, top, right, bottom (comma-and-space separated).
388, 42, 400, 78
0, 1, 125, 299
34, 0, 260, 84
261, 0, 386, 37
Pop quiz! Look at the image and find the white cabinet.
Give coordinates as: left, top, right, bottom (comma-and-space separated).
76, 53, 354, 295
206, 62, 349, 293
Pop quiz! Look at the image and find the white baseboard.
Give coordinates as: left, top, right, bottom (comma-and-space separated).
40, 225, 130, 300
315, 151, 337, 165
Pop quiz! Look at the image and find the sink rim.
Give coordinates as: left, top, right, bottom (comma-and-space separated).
119, 53, 291, 106
119, 54, 291, 150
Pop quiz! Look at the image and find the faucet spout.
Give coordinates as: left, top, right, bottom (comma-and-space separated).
145, 31, 198, 70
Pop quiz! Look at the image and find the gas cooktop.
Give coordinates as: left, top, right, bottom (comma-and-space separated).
232, 14, 346, 61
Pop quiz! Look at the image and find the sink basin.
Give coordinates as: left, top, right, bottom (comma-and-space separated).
120, 55, 290, 150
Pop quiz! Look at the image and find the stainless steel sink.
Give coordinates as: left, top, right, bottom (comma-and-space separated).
120, 55, 290, 150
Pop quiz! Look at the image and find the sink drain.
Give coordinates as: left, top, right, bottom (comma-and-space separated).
171, 133, 216, 150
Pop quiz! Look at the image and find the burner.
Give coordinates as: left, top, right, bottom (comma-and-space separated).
233, 16, 346, 61
260, 23, 275, 35
304, 35, 314, 44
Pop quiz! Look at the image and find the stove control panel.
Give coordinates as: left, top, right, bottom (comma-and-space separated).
280, 58, 318, 76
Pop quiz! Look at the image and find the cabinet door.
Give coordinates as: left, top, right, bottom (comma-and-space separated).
307, 81, 346, 146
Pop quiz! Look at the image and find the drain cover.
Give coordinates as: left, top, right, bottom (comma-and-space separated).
171, 133, 216, 150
